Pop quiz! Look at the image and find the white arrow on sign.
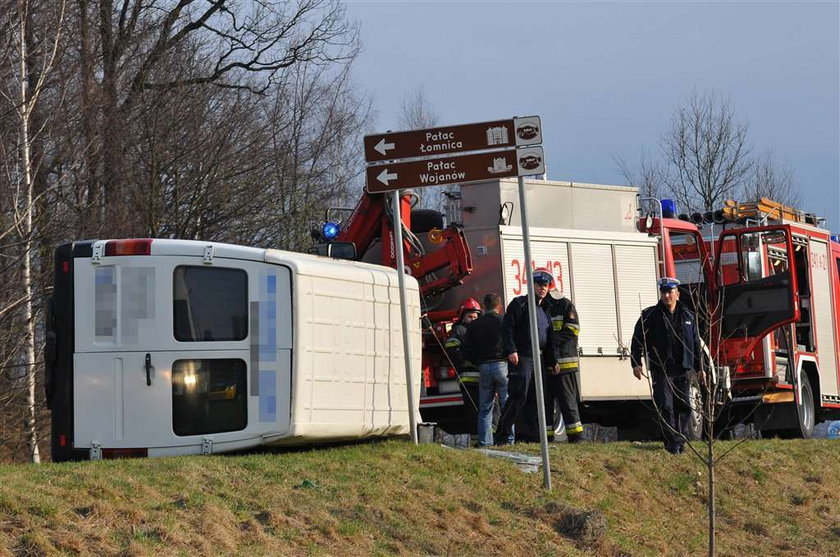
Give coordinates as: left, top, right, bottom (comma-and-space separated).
374, 138, 395, 156
377, 168, 398, 186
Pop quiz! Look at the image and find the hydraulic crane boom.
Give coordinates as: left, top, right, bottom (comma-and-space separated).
332, 190, 472, 298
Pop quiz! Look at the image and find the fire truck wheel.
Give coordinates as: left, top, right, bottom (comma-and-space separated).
779, 372, 816, 439
686, 375, 704, 441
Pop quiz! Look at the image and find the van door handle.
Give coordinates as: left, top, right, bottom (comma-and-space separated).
145, 353, 152, 386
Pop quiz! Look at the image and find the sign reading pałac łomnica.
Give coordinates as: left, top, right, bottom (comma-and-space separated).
364, 116, 542, 162
365, 146, 545, 193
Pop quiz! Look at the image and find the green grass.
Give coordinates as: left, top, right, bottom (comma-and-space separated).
0, 439, 837, 555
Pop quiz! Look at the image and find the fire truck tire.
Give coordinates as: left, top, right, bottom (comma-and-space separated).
686, 375, 704, 441
778, 372, 816, 439
410, 209, 444, 233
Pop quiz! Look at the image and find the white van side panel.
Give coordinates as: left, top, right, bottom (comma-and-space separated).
280, 261, 421, 442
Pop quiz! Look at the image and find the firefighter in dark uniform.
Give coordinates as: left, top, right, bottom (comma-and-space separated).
495, 268, 556, 445
545, 292, 584, 442
631, 277, 700, 454
445, 298, 482, 427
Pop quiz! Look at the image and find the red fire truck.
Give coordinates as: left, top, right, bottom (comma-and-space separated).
322, 183, 839, 439
669, 198, 840, 437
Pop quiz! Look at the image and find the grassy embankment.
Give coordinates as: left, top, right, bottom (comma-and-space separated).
0, 439, 838, 555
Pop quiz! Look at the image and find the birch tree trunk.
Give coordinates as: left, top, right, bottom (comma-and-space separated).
6, 0, 65, 462
17, 0, 40, 464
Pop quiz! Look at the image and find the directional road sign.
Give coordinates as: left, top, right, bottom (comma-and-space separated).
365, 146, 545, 193
364, 116, 542, 162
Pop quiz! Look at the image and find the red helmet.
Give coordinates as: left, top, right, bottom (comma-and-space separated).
532, 268, 555, 290
457, 298, 482, 321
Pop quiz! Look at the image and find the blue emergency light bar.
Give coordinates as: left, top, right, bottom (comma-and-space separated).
660, 199, 677, 219
322, 222, 341, 241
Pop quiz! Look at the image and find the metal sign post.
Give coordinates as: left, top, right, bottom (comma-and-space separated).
392, 190, 419, 444
517, 175, 552, 490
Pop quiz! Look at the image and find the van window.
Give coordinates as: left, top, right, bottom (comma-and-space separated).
172, 359, 247, 436
173, 266, 247, 341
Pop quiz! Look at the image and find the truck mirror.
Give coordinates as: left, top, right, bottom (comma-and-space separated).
327, 242, 357, 260
309, 242, 357, 260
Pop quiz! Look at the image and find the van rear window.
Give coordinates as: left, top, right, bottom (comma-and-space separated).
172, 359, 247, 436
173, 266, 248, 341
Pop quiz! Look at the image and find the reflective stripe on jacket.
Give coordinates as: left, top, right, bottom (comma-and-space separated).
548, 297, 580, 374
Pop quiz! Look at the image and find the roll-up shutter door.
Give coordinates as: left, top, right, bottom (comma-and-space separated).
810, 239, 839, 396
570, 243, 618, 356
614, 244, 659, 351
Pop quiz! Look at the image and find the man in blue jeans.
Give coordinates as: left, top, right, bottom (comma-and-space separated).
462, 293, 512, 446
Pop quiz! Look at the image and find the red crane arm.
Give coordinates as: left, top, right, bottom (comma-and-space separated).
408, 225, 472, 298
334, 190, 472, 298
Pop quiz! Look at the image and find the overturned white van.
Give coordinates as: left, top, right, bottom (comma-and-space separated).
46, 239, 421, 461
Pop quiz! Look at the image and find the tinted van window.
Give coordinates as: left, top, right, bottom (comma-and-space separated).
173, 266, 247, 341
172, 359, 247, 436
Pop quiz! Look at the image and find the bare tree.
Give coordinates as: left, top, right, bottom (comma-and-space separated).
662, 90, 753, 213
397, 86, 447, 210
398, 86, 438, 131
132, 83, 271, 240
635, 268, 798, 557
634, 291, 720, 555
245, 61, 370, 250
741, 149, 800, 207
0, 0, 365, 461
67, 0, 359, 236
0, 0, 68, 463
130, 51, 368, 249
615, 149, 666, 202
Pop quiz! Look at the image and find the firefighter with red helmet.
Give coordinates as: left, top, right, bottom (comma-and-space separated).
445, 297, 482, 391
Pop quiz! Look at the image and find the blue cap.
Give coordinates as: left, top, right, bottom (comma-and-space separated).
658, 277, 680, 291
533, 269, 553, 284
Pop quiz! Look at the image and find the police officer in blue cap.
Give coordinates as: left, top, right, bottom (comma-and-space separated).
494, 268, 556, 444
630, 277, 700, 454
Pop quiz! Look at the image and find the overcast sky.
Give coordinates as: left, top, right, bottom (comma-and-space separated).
344, 1, 840, 233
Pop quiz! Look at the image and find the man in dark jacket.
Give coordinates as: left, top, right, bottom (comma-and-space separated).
631, 277, 700, 454
462, 293, 510, 446
494, 268, 557, 445
544, 294, 584, 443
